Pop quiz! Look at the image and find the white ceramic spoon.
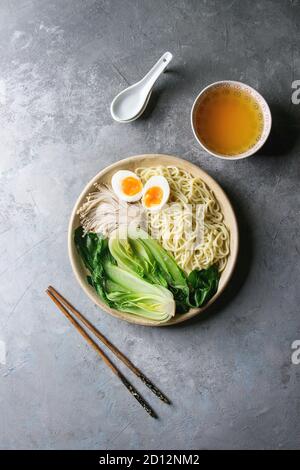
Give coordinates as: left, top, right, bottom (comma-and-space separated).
115, 89, 152, 123
110, 52, 173, 122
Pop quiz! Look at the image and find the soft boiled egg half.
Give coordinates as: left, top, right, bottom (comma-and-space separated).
111, 170, 143, 202
142, 175, 170, 211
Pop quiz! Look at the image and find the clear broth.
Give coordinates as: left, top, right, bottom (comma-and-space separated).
194, 85, 264, 157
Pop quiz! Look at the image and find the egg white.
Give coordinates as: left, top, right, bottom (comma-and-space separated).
111, 170, 143, 202
142, 175, 170, 211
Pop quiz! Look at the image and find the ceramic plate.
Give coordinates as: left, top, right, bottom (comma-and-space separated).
68, 154, 239, 326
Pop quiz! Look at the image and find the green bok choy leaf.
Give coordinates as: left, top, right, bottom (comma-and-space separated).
187, 265, 220, 308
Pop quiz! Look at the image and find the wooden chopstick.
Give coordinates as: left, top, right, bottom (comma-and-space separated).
46, 288, 157, 418
48, 285, 170, 405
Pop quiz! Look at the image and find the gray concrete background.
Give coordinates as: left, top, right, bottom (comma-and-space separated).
0, 0, 300, 450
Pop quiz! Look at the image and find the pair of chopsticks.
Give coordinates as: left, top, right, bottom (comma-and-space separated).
46, 286, 170, 418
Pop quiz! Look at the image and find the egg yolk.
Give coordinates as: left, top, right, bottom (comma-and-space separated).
144, 186, 163, 208
121, 176, 142, 196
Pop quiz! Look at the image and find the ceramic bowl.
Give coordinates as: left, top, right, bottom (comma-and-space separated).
191, 80, 272, 160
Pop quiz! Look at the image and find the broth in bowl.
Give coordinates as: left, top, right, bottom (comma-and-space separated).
191, 81, 272, 160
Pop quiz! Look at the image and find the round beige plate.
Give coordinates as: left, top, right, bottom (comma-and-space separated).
68, 154, 239, 326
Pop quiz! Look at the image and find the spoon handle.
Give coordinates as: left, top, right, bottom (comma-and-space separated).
141, 52, 173, 91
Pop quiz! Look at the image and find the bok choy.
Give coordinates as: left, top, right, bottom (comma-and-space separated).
75, 226, 220, 322
109, 228, 190, 312
74, 227, 175, 322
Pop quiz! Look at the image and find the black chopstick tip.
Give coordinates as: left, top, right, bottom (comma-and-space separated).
162, 396, 171, 405
119, 374, 157, 418
139, 373, 171, 405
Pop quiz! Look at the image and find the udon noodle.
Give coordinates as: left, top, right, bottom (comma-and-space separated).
135, 165, 230, 273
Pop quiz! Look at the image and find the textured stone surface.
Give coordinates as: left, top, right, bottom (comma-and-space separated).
1, 0, 300, 450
